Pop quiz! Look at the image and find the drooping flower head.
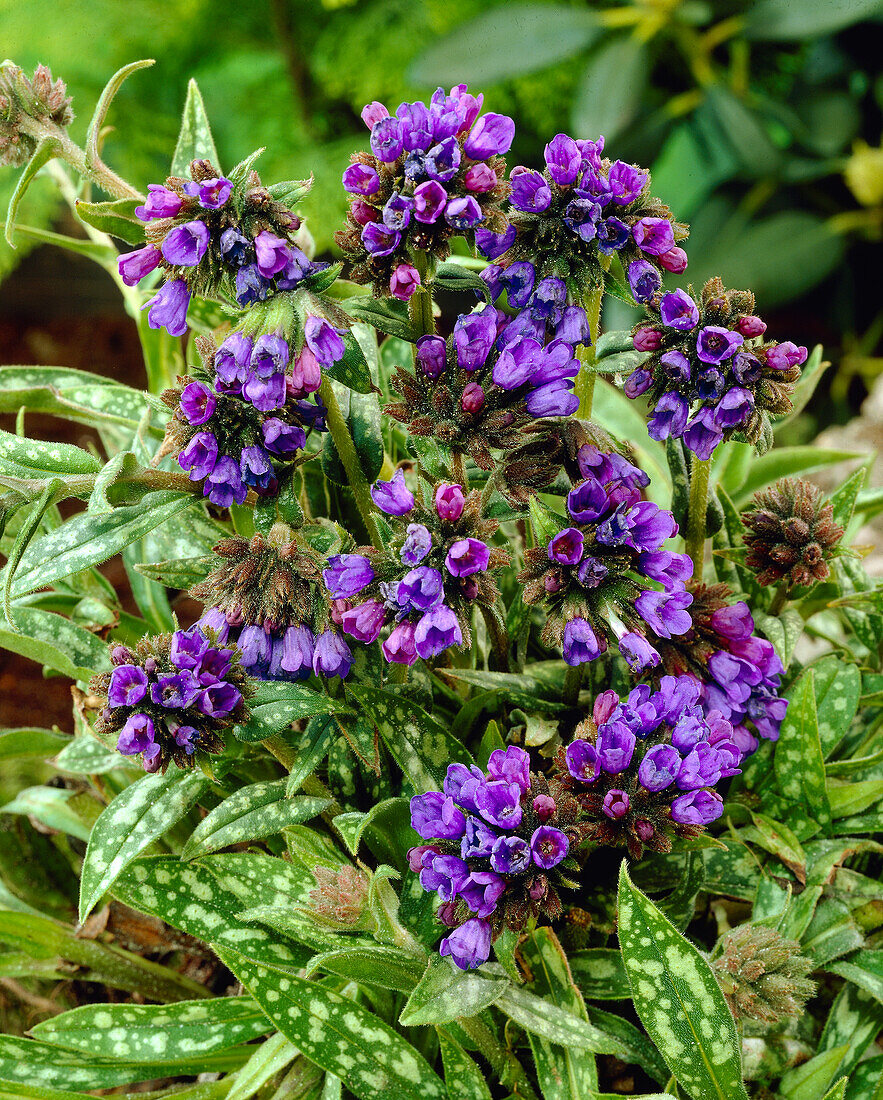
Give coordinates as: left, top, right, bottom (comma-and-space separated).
409, 746, 590, 969
336, 86, 513, 296
323, 473, 507, 666
552, 675, 737, 857
90, 628, 251, 771
625, 277, 808, 459
480, 132, 688, 307
518, 445, 693, 671
190, 525, 354, 682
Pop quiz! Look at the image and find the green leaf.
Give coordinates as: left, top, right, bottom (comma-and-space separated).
827, 780, 883, 818
324, 331, 374, 394
1, 786, 92, 841
775, 671, 831, 826
345, 684, 474, 792
31, 996, 271, 1060
571, 36, 647, 143
74, 197, 144, 244
182, 781, 328, 859
703, 85, 782, 175
437, 1029, 492, 1100
55, 734, 123, 775
408, 3, 600, 85
0, 426, 100, 479
399, 954, 507, 1026
79, 768, 208, 920
496, 984, 626, 1054
819, 983, 883, 1079
753, 609, 804, 670
744, 810, 807, 881
827, 950, 883, 1006
344, 296, 416, 342
171, 78, 219, 177
307, 943, 424, 994
569, 948, 631, 1000
829, 466, 867, 532
234, 682, 347, 742
811, 655, 861, 758
216, 945, 447, 1100
0, 727, 69, 761
0, 606, 110, 679
802, 899, 863, 966
134, 553, 215, 588
617, 861, 748, 1100
435, 262, 491, 301
84, 59, 154, 175
745, 0, 883, 39
734, 448, 861, 504
0, 365, 151, 433
778, 1046, 849, 1100
287, 714, 336, 794
226, 1032, 299, 1100
5, 135, 62, 248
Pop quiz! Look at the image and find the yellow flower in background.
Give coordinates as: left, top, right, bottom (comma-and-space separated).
845, 139, 883, 208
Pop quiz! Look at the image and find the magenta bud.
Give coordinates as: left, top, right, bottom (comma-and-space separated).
736, 314, 767, 338
460, 576, 479, 600
593, 689, 619, 725
635, 819, 654, 841
350, 200, 379, 226
436, 901, 460, 927
544, 572, 563, 594
461, 382, 486, 414
658, 246, 688, 273
390, 262, 420, 301
634, 326, 663, 352
435, 482, 466, 521
407, 843, 440, 872
529, 876, 548, 901
532, 794, 556, 822
111, 645, 134, 665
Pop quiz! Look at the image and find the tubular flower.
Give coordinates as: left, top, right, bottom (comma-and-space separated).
625, 278, 808, 458
323, 474, 508, 665
336, 86, 513, 296
90, 628, 251, 772
409, 746, 590, 969
518, 445, 693, 671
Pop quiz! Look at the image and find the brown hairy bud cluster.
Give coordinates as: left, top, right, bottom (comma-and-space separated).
742, 477, 843, 589
308, 865, 370, 927
713, 924, 816, 1024
0, 62, 73, 166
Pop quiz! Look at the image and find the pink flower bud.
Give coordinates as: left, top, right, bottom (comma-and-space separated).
361, 101, 389, 129
461, 381, 486, 414
350, 200, 379, 226
390, 262, 420, 301
435, 482, 465, 522
658, 246, 688, 273
736, 314, 767, 338
633, 326, 663, 352
532, 794, 556, 822
463, 163, 498, 192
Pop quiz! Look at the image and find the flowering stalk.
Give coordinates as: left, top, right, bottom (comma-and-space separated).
685, 455, 711, 574
408, 250, 435, 338
575, 282, 604, 419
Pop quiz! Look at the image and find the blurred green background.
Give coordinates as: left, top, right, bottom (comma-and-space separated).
2, 0, 882, 429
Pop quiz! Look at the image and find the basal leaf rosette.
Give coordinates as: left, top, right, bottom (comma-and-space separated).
90, 627, 252, 772
336, 86, 513, 298
519, 445, 693, 671
323, 473, 507, 666
627, 277, 808, 458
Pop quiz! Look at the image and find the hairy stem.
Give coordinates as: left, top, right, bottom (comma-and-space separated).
768, 582, 790, 617
574, 282, 605, 420
563, 662, 583, 707
408, 250, 435, 338
451, 449, 467, 489
19, 115, 141, 200
457, 1016, 539, 1100
685, 456, 712, 575
319, 377, 384, 551
480, 602, 511, 672
387, 661, 409, 685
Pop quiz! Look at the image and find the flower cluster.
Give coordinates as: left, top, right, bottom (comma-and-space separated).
91, 626, 251, 771
323, 473, 507, 665
409, 746, 588, 969
190, 527, 354, 681
626, 278, 808, 458
480, 264, 591, 351
478, 132, 688, 304
336, 86, 513, 297
519, 445, 693, 670
649, 583, 787, 751
0, 62, 73, 167
385, 302, 580, 493
159, 334, 327, 507
118, 157, 322, 335
552, 676, 737, 858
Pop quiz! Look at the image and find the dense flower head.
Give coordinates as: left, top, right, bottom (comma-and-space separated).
626, 277, 808, 458
118, 157, 325, 335
519, 445, 693, 671
385, 302, 581, 500
159, 334, 327, 507
409, 746, 590, 968
648, 583, 787, 750
335, 86, 512, 295
552, 675, 736, 858
90, 628, 251, 771
0, 62, 74, 168
190, 527, 353, 682
323, 474, 508, 665
480, 132, 688, 306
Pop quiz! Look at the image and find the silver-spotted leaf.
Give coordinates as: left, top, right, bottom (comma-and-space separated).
774, 671, 831, 825
399, 954, 507, 1026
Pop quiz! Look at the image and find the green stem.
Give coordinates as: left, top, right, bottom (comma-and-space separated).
457, 1017, 539, 1100
319, 377, 384, 551
480, 602, 511, 672
563, 663, 583, 708
262, 734, 298, 770
685, 456, 712, 575
387, 661, 409, 685
451, 449, 467, 489
408, 251, 435, 337
575, 282, 605, 420
19, 115, 141, 200
768, 582, 790, 617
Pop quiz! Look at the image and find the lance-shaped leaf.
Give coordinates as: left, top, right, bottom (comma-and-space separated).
810, 655, 861, 758
0, 606, 111, 680
437, 1029, 493, 1100
399, 954, 507, 1026
171, 79, 219, 177
4, 135, 62, 247
617, 861, 748, 1100
234, 681, 348, 742
226, 1032, 300, 1100
307, 943, 423, 994
182, 781, 329, 859
774, 671, 830, 826
569, 948, 632, 1000
496, 984, 626, 1054
0, 365, 151, 432
818, 982, 883, 1079
0, 426, 100, 479
216, 944, 447, 1100
0, 727, 69, 761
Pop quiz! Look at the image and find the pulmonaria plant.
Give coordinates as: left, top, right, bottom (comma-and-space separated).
409, 746, 588, 969
0, 62, 73, 167
90, 626, 251, 771
519, 445, 693, 670
323, 473, 507, 664
336, 85, 513, 298
627, 278, 808, 458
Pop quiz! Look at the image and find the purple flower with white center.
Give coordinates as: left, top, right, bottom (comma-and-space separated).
637, 744, 681, 792
445, 538, 490, 577
602, 790, 630, 819
633, 217, 675, 256
135, 185, 182, 220
108, 665, 148, 707
475, 780, 523, 831
464, 112, 515, 158
413, 179, 447, 223
150, 672, 200, 709
490, 834, 530, 873
411, 792, 467, 840
435, 483, 465, 521
343, 163, 380, 196
401, 523, 432, 565
548, 528, 584, 566
312, 631, 353, 679
383, 191, 413, 230
118, 245, 161, 286
323, 554, 374, 600
420, 852, 469, 901
143, 278, 190, 337
414, 604, 462, 659
544, 133, 581, 185
179, 381, 216, 426
510, 169, 551, 212
697, 325, 743, 364
117, 713, 156, 756
161, 220, 210, 267
179, 431, 218, 481
440, 918, 492, 970
530, 826, 568, 869
660, 290, 699, 331
460, 871, 506, 917
198, 682, 241, 717
566, 739, 599, 783
341, 600, 387, 644
371, 469, 414, 515
671, 789, 723, 825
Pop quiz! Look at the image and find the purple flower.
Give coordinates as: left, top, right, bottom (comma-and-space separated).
670, 789, 723, 825
398, 523, 431, 566
627, 260, 662, 304
638, 744, 681, 792
460, 871, 506, 917
440, 918, 492, 970
383, 620, 418, 665
462, 381, 485, 417
415, 605, 462, 659
566, 479, 608, 524
341, 600, 387, 644
487, 746, 531, 792
562, 618, 602, 666
179, 381, 216, 426
150, 671, 200, 709
659, 247, 688, 273
371, 116, 404, 162
304, 317, 345, 369
602, 790, 630, 819
460, 816, 498, 858
696, 326, 743, 364
660, 290, 699, 331
634, 326, 663, 352
597, 216, 630, 254
117, 712, 156, 756
411, 791, 467, 840
544, 133, 581, 185
607, 161, 647, 205
548, 528, 584, 566
362, 221, 401, 257
445, 195, 483, 229
444, 762, 486, 811
343, 163, 380, 196
555, 306, 591, 346
647, 392, 689, 442
173, 725, 199, 754
135, 184, 182, 221
464, 113, 515, 158
185, 177, 232, 209
618, 632, 661, 672
635, 589, 693, 639
563, 197, 601, 242
382, 192, 413, 231
219, 228, 252, 267
323, 554, 374, 600
179, 431, 218, 481
235, 265, 272, 306
196, 648, 232, 686
525, 380, 578, 418
161, 220, 209, 267
625, 368, 653, 398
660, 350, 692, 384
108, 664, 148, 707
198, 608, 230, 645
262, 418, 306, 455
215, 334, 253, 384
413, 180, 447, 224
510, 169, 551, 213
633, 217, 676, 256
198, 682, 241, 717
390, 263, 420, 301
492, 336, 542, 389
170, 626, 209, 670
313, 631, 354, 679
435, 483, 466, 522
677, 743, 723, 790
639, 550, 693, 589
118, 245, 161, 286
250, 231, 289, 278
475, 224, 516, 260
425, 136, 461, 182
530, 826, 568, 869
143, 278, 190, 337
420, 852, 469, 901
204, 457, 248, 507
566, 739, 599, 783
765, 341, 807, 371
399, 566, 445, 612
490, 833, 530, 873
445, 538, 490, 577
371, 469, 415, 515
362, 101, 388, 129
683, 406, 723, 460
714, 386, 753, 429
454, 308, 497, 372
279, 625, 315, 678
475, 779, 523, 830
597, 723, 636, 774
416, 335, 447, 379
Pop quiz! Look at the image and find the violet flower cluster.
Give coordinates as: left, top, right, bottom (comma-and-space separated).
118, 158, 323, 336
336, 85, 513, 297
555, 675, 737, 857
481, 263, 591, 350
627, 279, 808, 458
90, 626, 250, 772
519, 445, 693, 671
409, 746, 586, 969
323, 474, 506, 666
477, 132, 687, 305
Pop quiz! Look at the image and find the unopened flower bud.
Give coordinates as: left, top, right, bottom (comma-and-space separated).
461, 382, 485, 414
736, 314, 767, 338
633, 326, 663, 352
713, 924, 816, 1024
